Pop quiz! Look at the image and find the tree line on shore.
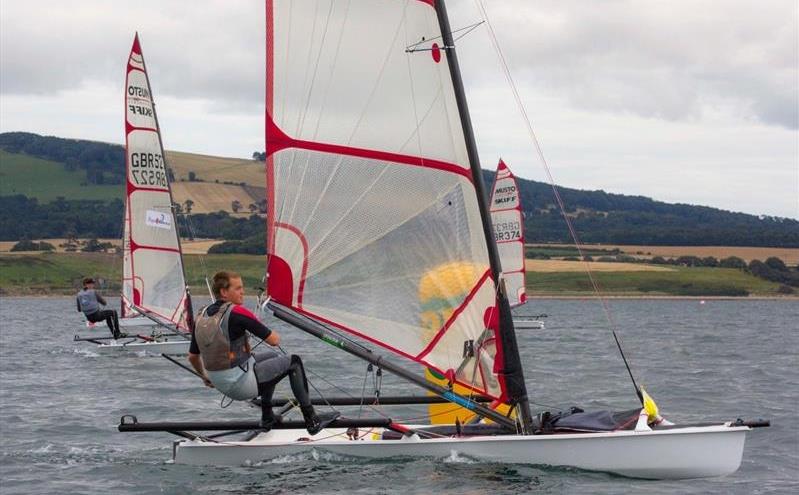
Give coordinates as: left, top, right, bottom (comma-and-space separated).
3, 192, 798, 251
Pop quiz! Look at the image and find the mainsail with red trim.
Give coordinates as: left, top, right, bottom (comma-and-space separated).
122, 34, 189, 330
490, 159, 527, 307
265, 0, 513, 400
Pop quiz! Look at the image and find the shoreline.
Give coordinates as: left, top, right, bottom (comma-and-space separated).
2, 290, 796, 301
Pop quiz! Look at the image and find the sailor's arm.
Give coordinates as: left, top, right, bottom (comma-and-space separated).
96, 293, 108, 306
231, 306, 280, 346
188, 334, 213, 388
76, 296, 81, 312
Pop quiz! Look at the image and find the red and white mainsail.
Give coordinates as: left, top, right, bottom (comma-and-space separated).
490, 159, 527, 307
123, 34, 188, 329
265, 0, 511, 400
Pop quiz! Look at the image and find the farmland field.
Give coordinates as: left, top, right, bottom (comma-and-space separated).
165, 151, 263, 185
526, 265, 782, 296
524, 260, 674, 272
533, 243, 799, 264
170, 182, 258, 215
0, 150, 121, 201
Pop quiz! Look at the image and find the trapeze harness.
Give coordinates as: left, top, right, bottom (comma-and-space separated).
194, 302, 259, 400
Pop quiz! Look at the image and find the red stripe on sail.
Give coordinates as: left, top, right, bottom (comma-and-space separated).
126, 182, 169, 195
125, 122, 158, 134
129, 239, 180, 254
490, 206, 520, 213
415, 269, 492, 361
266, 115, 473, 182
288, 304, 499, 399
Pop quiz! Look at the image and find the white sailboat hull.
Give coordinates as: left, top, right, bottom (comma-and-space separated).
95, 338, 191, 355
512, 318, 545, 330
173, 424, 748, 479
84, 316, 160, 330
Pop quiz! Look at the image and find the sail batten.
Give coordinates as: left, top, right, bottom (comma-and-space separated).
265, 0, 514, 401
124, 34, 189, 331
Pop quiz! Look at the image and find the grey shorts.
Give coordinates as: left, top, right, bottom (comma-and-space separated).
253, 349, 292, 384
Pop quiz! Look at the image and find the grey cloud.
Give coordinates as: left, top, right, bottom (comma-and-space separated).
452, 0, 798, 129
0, 0, 264, 114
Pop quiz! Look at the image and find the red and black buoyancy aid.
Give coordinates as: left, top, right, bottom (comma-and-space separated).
194, 302, 252, 371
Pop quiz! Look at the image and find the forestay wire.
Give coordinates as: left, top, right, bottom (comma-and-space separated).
471, 0, 642, 402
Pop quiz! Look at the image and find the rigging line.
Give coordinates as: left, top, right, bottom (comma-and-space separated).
295, 1, 335, 139
346, 3, 407, 145
472, 0, 641, 401
272, 344, 343, 415
303, 4, 425, 264
293, 0, 324, 137
182, 211, 212, 302
310, 0, 351, 142
358, 365, 371, 419
404, 21, 485, 52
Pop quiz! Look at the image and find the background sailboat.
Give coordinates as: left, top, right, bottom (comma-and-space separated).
75, 34, 193, 355
488, 159, 545, 329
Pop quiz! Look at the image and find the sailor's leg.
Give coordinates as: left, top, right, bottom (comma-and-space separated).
286, 355, 311, 407
286, 355, 340, 434
96, 310, 119, 339
252, 349, 281, 365
253, 354, 291, 429
257, 379, 279, 429
110, 310, 121, 337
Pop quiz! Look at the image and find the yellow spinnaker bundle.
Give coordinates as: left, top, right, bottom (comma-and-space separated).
640, 386, 660, 423
419, 261, 512, 424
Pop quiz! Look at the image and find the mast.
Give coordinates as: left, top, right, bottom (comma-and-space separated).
433, 1, 533, 432
135, 33, 195, 331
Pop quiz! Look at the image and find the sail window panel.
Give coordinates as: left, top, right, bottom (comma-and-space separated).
503, 272, 526, 308
270, 148, 491, 358
127, 130, 169, 191
271, 0, 468, 169
491, 176, 520, 210
495, 224, 524, 272
126, 70, 156, 130
418, 279, 501, 396
130, 249, 185, 323
129, 190, 179, 249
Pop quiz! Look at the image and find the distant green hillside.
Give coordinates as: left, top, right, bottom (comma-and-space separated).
0, 150, 121, 202
2, 131, 798, 247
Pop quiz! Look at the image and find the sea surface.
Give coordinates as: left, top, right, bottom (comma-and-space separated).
1, 297, 797, 494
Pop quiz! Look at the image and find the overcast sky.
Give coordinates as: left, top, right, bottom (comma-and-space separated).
1, 0, 797, 218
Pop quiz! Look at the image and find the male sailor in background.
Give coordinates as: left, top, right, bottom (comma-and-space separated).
187, 270, 339, 434
77, 277, 122, 339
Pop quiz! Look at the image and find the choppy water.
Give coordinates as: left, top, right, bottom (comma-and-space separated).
1, 297, 797, 494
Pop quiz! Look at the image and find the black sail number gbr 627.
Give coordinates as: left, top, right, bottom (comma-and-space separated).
129, 151, 168, 188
